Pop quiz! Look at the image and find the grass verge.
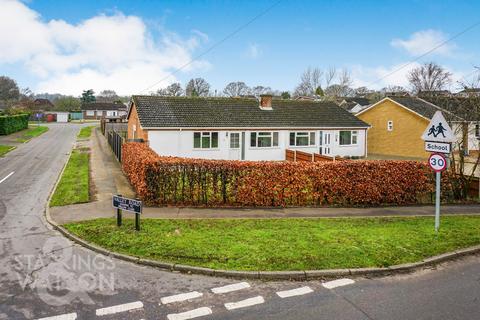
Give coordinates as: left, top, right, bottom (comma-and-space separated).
16, 125, 49, 143
64, 216, 480, 271
0, 145, 15, 157
50, 148, 90, 207
77, 126, 95, 139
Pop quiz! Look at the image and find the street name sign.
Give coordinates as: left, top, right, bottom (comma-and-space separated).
428, 153, 447, 172
425, 141, 451, 154
112, 195, 142, 214
421, 111, 455, 143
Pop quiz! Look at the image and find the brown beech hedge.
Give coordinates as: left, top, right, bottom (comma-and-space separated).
122, 142, 452, 207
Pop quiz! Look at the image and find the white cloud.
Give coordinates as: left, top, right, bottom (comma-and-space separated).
391, 29, 456, 57
0, 0, 209, 95
245, 43, 261, 59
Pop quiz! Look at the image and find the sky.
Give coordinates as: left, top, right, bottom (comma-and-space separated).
0, 0, 479, 96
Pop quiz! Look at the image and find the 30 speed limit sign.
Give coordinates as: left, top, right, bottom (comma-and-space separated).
428, 153, 447, 172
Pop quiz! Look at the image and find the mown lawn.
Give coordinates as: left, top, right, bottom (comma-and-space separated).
16, 126, 49, 143
64, 216, 480, 271
50, 148, 90, 207
77, 126, 95, 139
0, 145, 15, 157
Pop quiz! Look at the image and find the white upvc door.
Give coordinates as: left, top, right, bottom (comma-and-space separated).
319, 131, 332, 155
228, 132, 242, 160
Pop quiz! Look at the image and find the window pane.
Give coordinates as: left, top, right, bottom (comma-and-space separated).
352, 135, 357, 145
250, 132, 256, 147
201, 134, 210, 148
258, 136, 272, 147
310, 132, 315, 145
193, 132, 201, 148
211, 132, 218, 148
296, 136, 309, 146
289, 132, 295, 146
339, 131, 352, 145
273, 132, 279, 146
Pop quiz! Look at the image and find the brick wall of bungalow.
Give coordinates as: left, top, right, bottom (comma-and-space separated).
127, 103, 149, 141
357, 99, 430, 159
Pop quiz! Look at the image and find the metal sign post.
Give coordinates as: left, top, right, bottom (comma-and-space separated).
113, 195, 142, 231
422, 111, 453, 233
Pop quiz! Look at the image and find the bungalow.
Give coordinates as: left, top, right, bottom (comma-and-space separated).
356, 96, 465, 159
337, 97, 371, 113
127, 95, 370, 161
82, 102, 127, 120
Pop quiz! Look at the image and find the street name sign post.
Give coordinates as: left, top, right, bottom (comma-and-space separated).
421, 111, 455, 232
112, 194, 142, 231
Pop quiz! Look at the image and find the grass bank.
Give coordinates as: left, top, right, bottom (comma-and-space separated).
0, 145, 15, 157
64, 216, 480, 271
50, 148, 90, 207
77, 126, 95, 139
16, 125, 49, 143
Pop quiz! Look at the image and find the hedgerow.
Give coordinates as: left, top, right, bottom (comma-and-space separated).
122, 142, 451, 207
0, 114, 29, 135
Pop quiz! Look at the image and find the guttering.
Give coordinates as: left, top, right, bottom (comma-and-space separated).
142, 126, 371, 130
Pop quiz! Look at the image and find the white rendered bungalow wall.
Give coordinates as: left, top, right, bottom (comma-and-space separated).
148, 129, 366, 161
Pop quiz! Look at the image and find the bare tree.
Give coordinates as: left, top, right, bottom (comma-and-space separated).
324, 69, 354, 98
186, 78, 210, 97
408, 62, 452, 93
251, 85, 272, 96
324, 67, 337, 88
223, 81, 250, 97
293, 67, 323, 97
157, 83, 184, 96
96, 89, 119, 102
0, 76, 20, 102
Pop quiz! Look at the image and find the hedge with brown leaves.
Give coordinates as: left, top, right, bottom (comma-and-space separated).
122, 142, 450, 207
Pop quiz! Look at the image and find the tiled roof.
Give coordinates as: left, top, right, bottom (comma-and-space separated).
131, 95, 369, 129
82, 102, 126, 111
420, 96, 480, 121
386, 96, 463, 121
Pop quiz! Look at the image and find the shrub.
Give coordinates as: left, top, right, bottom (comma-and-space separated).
0, 114, 29, 135
122, 143, 454, 207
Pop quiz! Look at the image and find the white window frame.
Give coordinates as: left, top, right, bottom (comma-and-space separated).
250, 131, 279, 148
339, 130, 358, 146
193, 132, 219, 149
289, 131, 316, 147
387, 120, 393, 131
86, 110, 94, 116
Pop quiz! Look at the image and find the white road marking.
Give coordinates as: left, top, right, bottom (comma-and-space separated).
322, 278, 355, 289
36, 313, 77, 320
211, 282, 250, 294
224, 296, 265, 310
160, 291, 203, 304
0, 171, 14, 184
167, 307, 212, 320
95, 301, 143, 316
276, 286, 313, 298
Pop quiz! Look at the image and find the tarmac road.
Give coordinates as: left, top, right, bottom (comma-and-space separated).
0, 123, 479, 320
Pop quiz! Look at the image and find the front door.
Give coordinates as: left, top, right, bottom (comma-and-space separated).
319, 131, 332, 155
229, 132, 242, 160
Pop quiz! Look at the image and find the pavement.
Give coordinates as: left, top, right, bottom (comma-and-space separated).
1, 123, 480, 320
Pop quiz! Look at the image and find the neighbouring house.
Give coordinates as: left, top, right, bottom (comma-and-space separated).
82, 102, 127, 120
455, 88, 480, 97
33, 98, 54, 110
337, 97, 371, 113
127, 95, 370, 161
356, 96, 465, 159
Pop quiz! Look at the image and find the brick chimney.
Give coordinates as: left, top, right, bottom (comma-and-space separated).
259, 94, 273, 110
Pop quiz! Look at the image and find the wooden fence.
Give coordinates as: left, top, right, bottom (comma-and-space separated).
285, 149, 342, 162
